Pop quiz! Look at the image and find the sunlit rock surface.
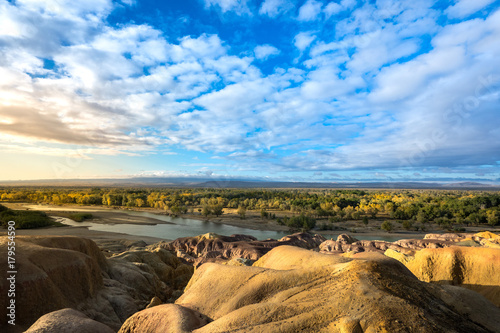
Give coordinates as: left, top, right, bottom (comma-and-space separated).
25, 308, 114, 333
152, 232, 325, 267
123, 246, 500, 332
0, 236, 192, 331
385, 245, 500, 307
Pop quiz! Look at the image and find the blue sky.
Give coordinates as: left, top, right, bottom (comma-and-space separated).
0, 0, 499, 183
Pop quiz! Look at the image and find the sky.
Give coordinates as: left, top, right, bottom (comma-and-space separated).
0, 0, 499, 183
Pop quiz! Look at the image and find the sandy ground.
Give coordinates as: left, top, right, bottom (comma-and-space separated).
1, 202, 168, 244
2, 225, 165, 244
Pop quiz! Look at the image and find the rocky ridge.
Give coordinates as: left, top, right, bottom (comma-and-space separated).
122, 246, 500, 332
3, 231, 499, 332
151, 232, 325, 267
0, 236, 193, 332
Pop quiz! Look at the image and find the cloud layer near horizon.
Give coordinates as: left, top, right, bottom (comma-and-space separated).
0, 0, 499, 180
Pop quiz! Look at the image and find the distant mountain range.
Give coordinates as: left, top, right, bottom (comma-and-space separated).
0, 177, 499, 190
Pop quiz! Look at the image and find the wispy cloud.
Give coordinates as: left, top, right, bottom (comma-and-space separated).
297, 0, 323, 21
202, 0, 252, 15
259, 0, 294, 17
254, 44, 280, 60
0, 0, 499, 181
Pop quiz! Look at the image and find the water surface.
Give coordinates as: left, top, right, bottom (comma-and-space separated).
27, 204, 420, 241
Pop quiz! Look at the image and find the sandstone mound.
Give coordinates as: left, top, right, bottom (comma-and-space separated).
96, 239, 148, 256
109, 247, 193, 297
474, 231, 500, 240
423, 233, 470, 242
423, 232, 500, 249
130, 246, 500, 333
254, 244, 349, 270
20, 235, 109, 269
385, 245, 500, 307
118, 304, 210, 333
153, 232, 325, 267
0, 236, 194, 331
25, 308, 114, 333
319, 234, 454, 256
0, 236, 104, 329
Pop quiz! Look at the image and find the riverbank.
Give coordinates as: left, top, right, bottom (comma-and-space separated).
3, 224, 165, 244
3, 202, 497, 242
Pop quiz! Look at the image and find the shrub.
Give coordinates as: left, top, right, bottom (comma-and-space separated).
68, 213, 93, 222
237, 206, 246, 219
402, 220, 413, 230
381, 220, 393, 232
0, 208, 53, 229
284, 214, 316, 231
362, 216, 369, 225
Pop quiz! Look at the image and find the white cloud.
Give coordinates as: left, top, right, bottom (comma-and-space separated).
120, 0, 136, 5
324, 2, 342, 18
174, 34, 227, 61
341, 0, 357, 9
259, 0, 294, 17
324, 0, 357, 18
203, 0, 251, 15
0, 0, 499, 178
370, 46, 467, 102
298, 0, 323, 21
17, 0, 113, 19
446, 0, 496, 19
254, 44, 280, 60
294, 31, 316, 51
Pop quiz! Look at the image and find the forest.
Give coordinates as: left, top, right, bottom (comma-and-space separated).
0, 187, 499, 230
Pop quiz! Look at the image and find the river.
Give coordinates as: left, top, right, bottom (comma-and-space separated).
26, 204, 418, 242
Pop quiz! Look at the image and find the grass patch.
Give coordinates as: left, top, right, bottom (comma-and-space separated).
68, 213, 94, 222
0, 204, 54, 229
48, 211, 94, 222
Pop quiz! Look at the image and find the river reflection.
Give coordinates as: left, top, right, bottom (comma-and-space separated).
28, 204, 420, 241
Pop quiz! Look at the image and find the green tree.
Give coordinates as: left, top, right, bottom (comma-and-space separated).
201, 205, 211, 217
237, 206, 246, 219
381, 220, 393, 232
212, 204, 224, 217
402, 220, 413, 230
416, 210, 427, 224
487, 210, 499, 226
362, 216, 369, 225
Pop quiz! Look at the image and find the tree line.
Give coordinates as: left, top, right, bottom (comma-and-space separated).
0, 187, 499, 227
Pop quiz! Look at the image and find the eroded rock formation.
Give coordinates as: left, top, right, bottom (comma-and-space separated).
0, 236, 105, 329
24, 308, 114, 333
319, 233, 455, 255
151, 232, 325, 267
0, 236, 193, 332
9, 231, 500, 333
118, 304, 210, 333
122, 246, 500, 332
385, 245, 500, 307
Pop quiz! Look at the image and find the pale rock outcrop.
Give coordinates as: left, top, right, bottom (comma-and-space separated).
25, 308, 114, 333
96, 239, 148, 257
146, 296, 162, 309
320, 233, 460, 255
153, 232, 325, 267
222, 258, 254, 266
0, 236, 193, 332
423, 231, 500, 248
118, 304, 210, 333
423, 233, 470, 242
336, 233, 359, 244
0, 236, 104, 329
385, 245, 500, 307
123, 246, 500, 332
